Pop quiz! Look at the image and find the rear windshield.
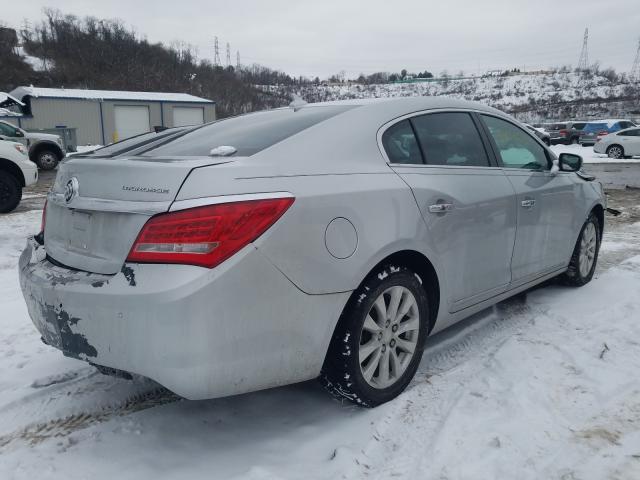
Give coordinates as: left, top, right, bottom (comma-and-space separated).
142, 105, 355, 157
551, 123, 567, 129
583, 123, 607, 132
572, 122, 587, 130
83, 127, 189, 157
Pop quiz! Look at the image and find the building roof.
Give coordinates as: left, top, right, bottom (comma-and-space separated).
9, 86, 214, 104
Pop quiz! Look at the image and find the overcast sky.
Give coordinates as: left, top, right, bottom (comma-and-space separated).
4, 0, 640, 78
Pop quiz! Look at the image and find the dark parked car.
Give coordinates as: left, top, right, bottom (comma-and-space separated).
545, 121, 588, 145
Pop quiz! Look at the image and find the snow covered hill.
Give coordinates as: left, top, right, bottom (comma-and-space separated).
263, 71, 640, 122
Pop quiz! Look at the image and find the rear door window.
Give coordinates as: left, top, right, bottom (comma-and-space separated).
143, 106, 355, 157
481, 115, 550, 170
410, 112, 490, 167
619, 129, 640, 137
381, 120, 423, 164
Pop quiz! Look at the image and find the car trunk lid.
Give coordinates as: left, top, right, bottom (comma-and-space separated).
44, 156, 233, 274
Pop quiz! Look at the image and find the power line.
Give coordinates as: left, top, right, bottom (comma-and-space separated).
577, 27, 589, 71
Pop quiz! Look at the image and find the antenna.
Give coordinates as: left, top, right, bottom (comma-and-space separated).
631, 38, 640, 82
577, 27, 589, 71
226, 42, 231, 67
213, 36, 221, 67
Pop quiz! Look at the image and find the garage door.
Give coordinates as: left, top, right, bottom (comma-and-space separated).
173, 107, 205, 127
114, 105, 150, 141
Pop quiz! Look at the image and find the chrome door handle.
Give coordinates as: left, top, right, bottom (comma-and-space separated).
428, 203, 454, 213
521, 199, 536, 208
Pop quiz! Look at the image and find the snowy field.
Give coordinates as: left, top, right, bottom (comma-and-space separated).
2, 203, 640, 479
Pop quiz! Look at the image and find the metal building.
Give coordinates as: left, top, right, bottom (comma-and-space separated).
1, 87, 216, 146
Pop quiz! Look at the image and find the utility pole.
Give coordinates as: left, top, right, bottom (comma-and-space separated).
631, 38, 640, 82
226, 42, 231, 67
213, 36, 221, 67
577, 28, 589, 72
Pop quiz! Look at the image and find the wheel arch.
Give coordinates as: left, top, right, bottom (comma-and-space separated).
591, 203, 604, 240
606, 143, 624, 156
29, 141, 63, 162
0, 157, 25, 187
343, 249, 441, 336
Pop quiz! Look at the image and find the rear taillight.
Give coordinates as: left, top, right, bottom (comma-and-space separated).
597, 130, 608, 136
559, 129, 568, 136
126, 197, 294, 268
41, 199, 47, 234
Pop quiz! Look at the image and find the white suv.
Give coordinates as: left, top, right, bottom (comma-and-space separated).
0, 140, 38, 213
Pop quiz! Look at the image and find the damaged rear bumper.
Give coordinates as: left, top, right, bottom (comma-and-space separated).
19, 237, 348, 400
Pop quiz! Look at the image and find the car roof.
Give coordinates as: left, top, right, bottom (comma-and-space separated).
295, 96, 506, 121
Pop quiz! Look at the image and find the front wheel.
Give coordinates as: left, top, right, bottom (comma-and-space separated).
35, 150, 60, 170
561, 212, 600, 286
321, 265, 429, 407
0, 171, 22, 213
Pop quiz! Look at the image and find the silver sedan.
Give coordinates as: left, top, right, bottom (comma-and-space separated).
19, 97, 606, 407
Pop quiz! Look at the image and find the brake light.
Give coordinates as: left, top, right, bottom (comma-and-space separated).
126, 197, 294, 268
597, 130, 608, 136
559, 129, 568, 136
41, 199, 47, 234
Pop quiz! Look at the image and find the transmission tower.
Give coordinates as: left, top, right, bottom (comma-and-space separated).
226, 42, 231, 67
213, 36, 221, 66
631, 38, 640, 82
577, 28, 589, 71
236, 50, 241, 70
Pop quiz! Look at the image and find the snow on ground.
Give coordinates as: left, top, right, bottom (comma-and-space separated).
551, 144, 640, 164
1, 208, 640, 479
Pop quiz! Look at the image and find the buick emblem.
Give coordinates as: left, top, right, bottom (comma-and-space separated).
65, 177, 79, 203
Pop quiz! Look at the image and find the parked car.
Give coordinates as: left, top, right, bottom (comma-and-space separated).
0, 120, 66, 170
593, 126, 640, 158
545, 121, 588, 145
524, 123, 551, 145
19, 98, 605, 407
579, 119, 637, 146
0, 140, 38, 212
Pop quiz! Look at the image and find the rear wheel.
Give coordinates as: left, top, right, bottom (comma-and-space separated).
571, 137, 579, 145
606, 145, 624, 159
0, 171, 22, 213
561, 212, 600, 286
321, 265, 429, 407
35, 149, 60, 170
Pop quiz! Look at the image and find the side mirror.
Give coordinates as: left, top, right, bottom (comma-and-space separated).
14, 129, 24, 138
558, 152, 583, 172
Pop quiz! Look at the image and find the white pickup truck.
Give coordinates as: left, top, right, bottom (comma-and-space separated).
0, 140, 38, 212
0, 120, 65, 170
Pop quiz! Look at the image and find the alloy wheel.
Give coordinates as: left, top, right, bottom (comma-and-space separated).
607, 146, 623, 159
358, 286, 420, 389
579, 222, 597, 277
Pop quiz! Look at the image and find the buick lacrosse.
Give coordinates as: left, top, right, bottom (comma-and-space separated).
20, 97, 605, 407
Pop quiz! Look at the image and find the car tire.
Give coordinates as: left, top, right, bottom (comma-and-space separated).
606, 145, 624, 159
560, 212, 600, 287
35, 149, 60, 170
571, 137, 579, 145
0, 170, 22, 213
320, 264, 429, 407
543, 138, 550, 146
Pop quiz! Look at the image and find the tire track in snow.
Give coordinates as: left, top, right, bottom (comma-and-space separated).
343, 298, 541, 479
0, 387, 180, 449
